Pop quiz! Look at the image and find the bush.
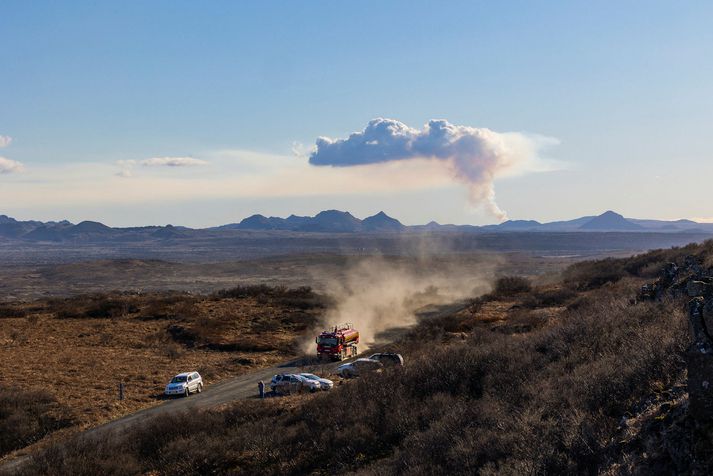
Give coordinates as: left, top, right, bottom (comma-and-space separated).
493, 276, 532, 296
212, 285, 326, 309
0, 304, 27, 318
521, 287, 577, 308
0, 387, 73, 458
23, 280, 689, 475
562, 258, 628, 290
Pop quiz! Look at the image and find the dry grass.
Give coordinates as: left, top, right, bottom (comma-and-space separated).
13, 241, 713, 474
0, 287, 324, 434
0, 387, 73, 459
18, 276, 689, 475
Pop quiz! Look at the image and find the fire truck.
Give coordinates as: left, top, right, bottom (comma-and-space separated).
316, 323, 359, 361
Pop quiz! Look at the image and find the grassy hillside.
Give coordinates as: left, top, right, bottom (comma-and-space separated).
16, 241, 713, 475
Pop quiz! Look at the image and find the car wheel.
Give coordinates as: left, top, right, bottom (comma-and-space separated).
197, 383, 203, 393
184, 388, 190, 397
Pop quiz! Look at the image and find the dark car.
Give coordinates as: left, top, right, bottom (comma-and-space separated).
368, 353, 404, 367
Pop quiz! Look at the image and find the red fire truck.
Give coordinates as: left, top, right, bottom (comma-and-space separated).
316, 323, 359, 361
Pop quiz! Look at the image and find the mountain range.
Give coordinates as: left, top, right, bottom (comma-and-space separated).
217, 210, 407, 233
1, 210, 712, 242
221, 210, 713, 233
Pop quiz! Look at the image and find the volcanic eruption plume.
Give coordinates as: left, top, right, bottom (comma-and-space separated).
309, 118, 553, 220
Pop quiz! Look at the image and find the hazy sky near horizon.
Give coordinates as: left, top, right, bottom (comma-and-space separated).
2, 1, 713, 227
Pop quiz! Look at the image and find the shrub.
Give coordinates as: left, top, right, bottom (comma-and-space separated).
521, 287, 577, 308
212, 285, 326, 309
23, 279, 689, 475
0, 304, 28, 318
0, 387, 73, 458
493, 276, 532, 296
562, 258, 628, 290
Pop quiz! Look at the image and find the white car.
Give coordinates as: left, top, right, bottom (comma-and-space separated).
299, 373, 334, 391
336, 358, 383, 378
164, 371, 203, 397
270, 374, 321, 394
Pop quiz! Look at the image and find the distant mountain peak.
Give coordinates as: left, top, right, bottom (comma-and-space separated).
73, 220, 112, 231
314, 209, 357, 218
362, 211, 405, 232
580, 211, 643, 231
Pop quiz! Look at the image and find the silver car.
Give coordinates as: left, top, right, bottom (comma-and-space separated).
271, 374, 320, 394
299, 373, 334, 391
336, 358, 383, 378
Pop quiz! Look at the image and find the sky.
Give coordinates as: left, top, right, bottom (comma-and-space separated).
1, 1, 713, 227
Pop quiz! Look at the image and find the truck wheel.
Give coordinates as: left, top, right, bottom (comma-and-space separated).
184, 388, 190, 397
197, 383, 203, 393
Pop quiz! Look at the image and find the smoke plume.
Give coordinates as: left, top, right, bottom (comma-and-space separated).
309, 118, 551, 220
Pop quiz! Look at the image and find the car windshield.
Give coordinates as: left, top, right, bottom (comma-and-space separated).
301, 373, 318, 380
170, 376, 187, 383
318, 337, 338, 346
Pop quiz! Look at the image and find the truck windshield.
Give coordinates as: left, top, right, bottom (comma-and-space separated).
318, 337, 338, 346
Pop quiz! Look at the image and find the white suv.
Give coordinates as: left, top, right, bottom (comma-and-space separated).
165, 371, 203, 397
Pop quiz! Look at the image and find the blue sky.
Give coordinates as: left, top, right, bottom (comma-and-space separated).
1, 1, 712, 227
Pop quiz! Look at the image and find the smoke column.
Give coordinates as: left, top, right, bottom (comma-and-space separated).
309, 118, 551, 221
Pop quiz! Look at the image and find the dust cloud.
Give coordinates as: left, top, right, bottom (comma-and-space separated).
303, 254, 498, 354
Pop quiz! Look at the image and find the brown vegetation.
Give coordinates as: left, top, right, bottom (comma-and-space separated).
0, 388, 73, 460
0, 285, 325, 439
18, 240, 713, 475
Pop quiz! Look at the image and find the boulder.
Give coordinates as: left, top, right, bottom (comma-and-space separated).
687, 298, 713, 422
687, 280, 713, 297
703, 298, 713, 336
684, 255, 705, 277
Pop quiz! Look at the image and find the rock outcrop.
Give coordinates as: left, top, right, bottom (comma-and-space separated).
641, 256, 713, 425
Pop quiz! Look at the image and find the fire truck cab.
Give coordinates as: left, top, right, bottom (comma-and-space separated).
316, 323, 359, 361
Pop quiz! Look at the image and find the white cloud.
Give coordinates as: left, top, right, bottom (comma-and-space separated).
141, 157, 208, 167
115, 156, 208, 177
0, 157, 24, 174
309, 118, 558, 220
0, 136, 11, 148
4, 149, 453, 210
